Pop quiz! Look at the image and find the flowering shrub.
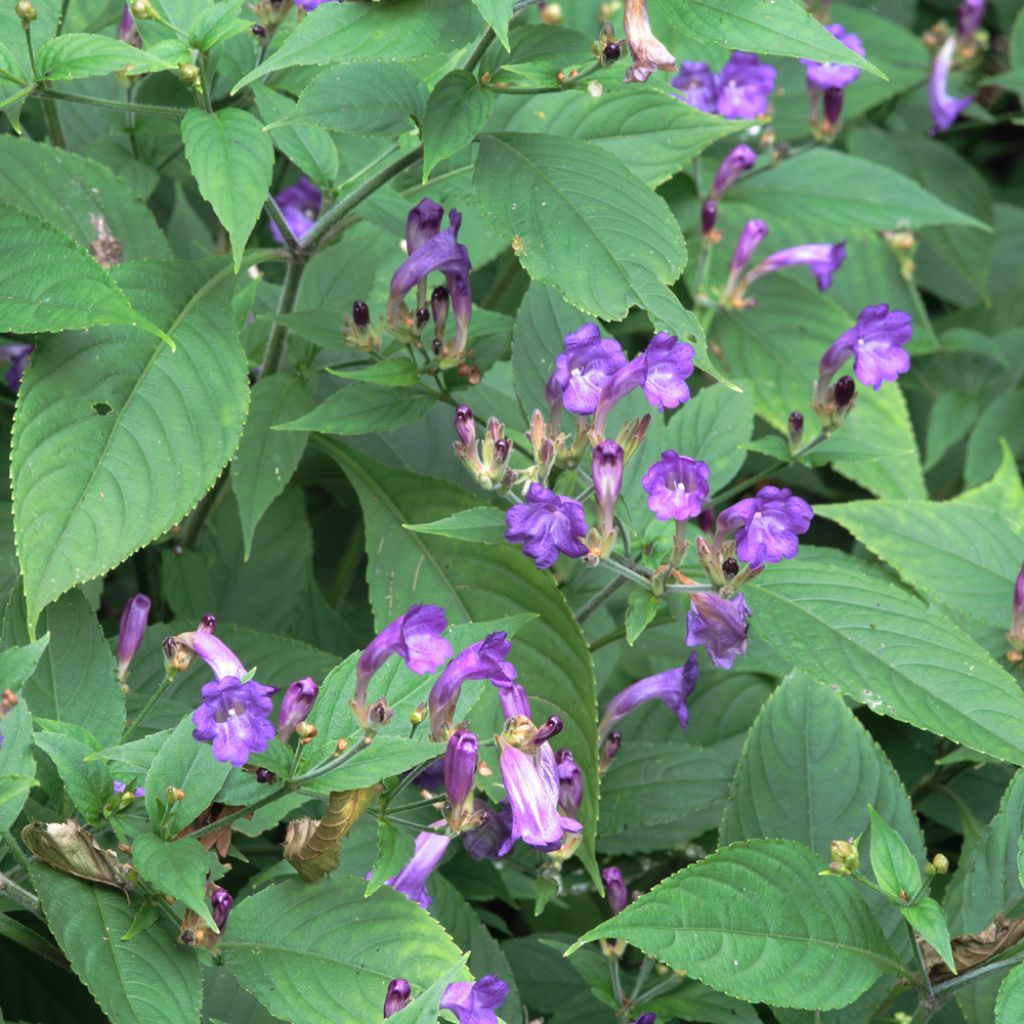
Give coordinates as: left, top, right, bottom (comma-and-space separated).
0, 0, 1022, 1022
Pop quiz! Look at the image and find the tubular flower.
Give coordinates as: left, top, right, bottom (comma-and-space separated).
716, 51, 778, 118
548, 323, 627, 416
428, 632, 517, 739
710, 144, 757, 200
929, 36, 973, 133
440, 976, 510, 1024
210, 886, 233, 932
801, 24, 865, 89
743, 242, 847, 293
817, 304, 913, 390
117, 593, 151, 683
602, 866, 630, 914
599, 657, 699, 738
686, 591, 751, 669
386, 830, 452, 908
383, 979, 412, 1018
444, 729, 479, 829
622, 0, 676, 83
958, 0, 985, 38
276, 677, 319, 742
641, 452, 710, 521
405, 197, 444, 254
1009, 562, 1024, 656
717, 486, 814, 565
593, 440, 624, 540
555, 748, 583, 814
269, 177, 322, 244
505, 484, 589, 570
192, 676, 276, 767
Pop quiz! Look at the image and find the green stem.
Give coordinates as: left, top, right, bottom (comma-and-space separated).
123, 671, 174, 741
23, 24, 37, 78
933, 948, 1024, 997
588, 612, 674, 652
198, 51, 214, 112
630, 956, 657, 1002
0, 913, 68, 970
576, 576, 628, 623
387, 795, 443, 815
0, 871, 41, 915
265, 196, 300, 252
460, 26, 495, 73
2, 832, 33, 876
608, 955, 625, 1007
260, 257, 305, 378
0, 83, 34, 113
42, 87, 187, 120
42, 95, 67, 147
910, 919, 935, 996
710, 431, 830, 508
632, 972, 684, 1005
179, 786, 289, 842
303, 146, 424, 253
298, 737, 373, 784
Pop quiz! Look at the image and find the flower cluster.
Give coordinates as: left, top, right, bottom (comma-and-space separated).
384, 974, 509, 1023
673, 52, 777, 119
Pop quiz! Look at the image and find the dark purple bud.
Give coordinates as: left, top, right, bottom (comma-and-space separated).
455, 405, 476, 448
697, 508, 715, 534
276, 677, 319, 741
603, 41, 621, 62
415, 306, 430, 328
834, 375, 856, 408
251, 23, 266, 35
198, 613, 216, 633
555, 748, 583, 813
788, 411, 804, 448
494, 438, 512, 464
352, 300, 370, 328
532, 715, 564, 746
431, 284, 450, 340
210, 886, 233, 932
601, 866, 629, 914
384, 978, 412, 1018
701, 199, 718, 236
722, 557, 739, 579
432, 338, 444, 355
630, 1015, 657, 1024
601, 730, 622, 769
1015, 562, 1024, 626
444, 729, 478, 822
959, 0, 985, 38
710, 144, 757, 200
117, 593, 151, 682
256, 767, 276, 784
823, 86, 844, 127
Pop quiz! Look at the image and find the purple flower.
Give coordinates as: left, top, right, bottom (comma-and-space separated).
276, 677, 318, 742
958, 0, 985, 38
440, 976, 510, 1024
428, 632, 517, 739
602, 866, 630, 914
599, 657, 699, 738
112, 780, 145, 798
118, 7, 141, 46
672, 61, 718, 112
269, 177, 322, 244
498, 738, 582, 854
445, 729, 478, 827
818, 304, 913, 390
623, 0, 676, 83
191, 676, 276, 767
384, 979, 412, 1018
716, 52, 777, 119
744, 242, 847, 293
549, 324, 627, 416
930, 37, 973, 133
498, 681, 532, 719
462, 799, 514, 861
630, 1016, 657, 1024
801, 24, 865, 89
686, 591, 751, 669
295, 0, 343, 8
593, 440, 624, 538
387, 830, 451, 908
166, 626, 246, 681
505, 483, 589, 570
406, 198, 444, 254
717, 485, 814, 565
641, 452, 710, 522
0, 343, 32, 393
211, 886, 233, 932
388, 208, 472, 351
710, 144, 757, 200
555, 748, 583, 814
117, 593, 151, 683
728, 219, 769, 285
1014, 562, 1024, 630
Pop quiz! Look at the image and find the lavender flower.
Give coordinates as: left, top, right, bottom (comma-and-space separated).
818, 304, 913, 390
386, 830, 451, 908
602, 866, 629, 914
710, 144, 757, 200
958, 0, 985, 38
801, 24, 865, 89
117, 593, 151, 683
406, 198, 444, 253
744, 242, 847, 293
686, 591, 751, 669
593, 440, 624, 538
716, 52, 778, 119
549, 324, 627, 416
445, 729, 478, 828
428, 632, 517, 739
505, 483, 589, 570
192, 676, 276, 767
498, 681, 532, 719
166, 626, 246, 681
725, 219, 769, 294
599, 657, 699, 738
641, 452, 710, 522
498, 738, 582, 854
717, 486, 814, 565
118, 7, 141, 46
112, 780, 145, 798
269, 177, 322, 244
384, 979, 412, 1018
276, 677, 318, 742
210, 886, 233, 932
622, 0, 676, 83
440, 976, 510, 1024
462, 799, 514, 861
672, 61, 717, 112
0, 343, 32, 392
930, 37, 973, 133
555, 748, 583, 814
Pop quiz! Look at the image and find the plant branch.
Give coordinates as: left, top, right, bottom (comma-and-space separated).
460, 26, 495, 73
260, 256, 305, 378
265, 196, 301, 253
933, 948, 1024, 997
0, 871, 40, 915
0, 912, 68, 970
576, 576, 628, 623
123, 670, 174, 741
710, 431, 830, 508
41, 87, 187, 119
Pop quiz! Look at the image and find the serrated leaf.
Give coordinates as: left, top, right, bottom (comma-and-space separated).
12, 260, 249, 624
868, 805, 922, 900
32, 863, 201, 1024
36, 34, 175, 80
0, 700, 34, 831
277, 383, 436, 436
231, 0, 483, 93
404, 507, 506, 543
286, 63, 427, 136
317, 440, 602, 883
469, 0, 513, 48
0, 633, 49, 690
423, 70, 494, 179
746, 561, 1024, 765
132, 833, 216, 929
997, 961, 1024, 1024
901, 898, 954, 973
230, 373, 314, 560
365, 819, 415, 896
220, 875, 469, 1024
188, 0, 249, 49
34, 725, 111, 825
182, 109, 274, 271
572, 839, 906, 1010
302, 735, 445, 796
252, 84, 339, 188
473, 132, 686, 324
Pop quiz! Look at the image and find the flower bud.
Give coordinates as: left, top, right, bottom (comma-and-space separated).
722, 557, 739, 579
166, 786, 185, 803
555, 748, 583, 814
602, 40, 621, 63
384, 978, 412, 1018
15, 0, 36, 21
210, 885, 233, 932
600, 730, 622, 771
701, 199, 718, 237
931, 853, 949, 875
833, 375, 856, 409
117, 593, 151, 684
352, 300, 370, 328
602, 866, 630, 914
431, 285, 450, 341
415, 306, 430, 328
256, 767, 276, 784
454, 405, 476, 449
444, 729, 478, 829
178, 62, 201, 85
829, 837, 859, 873
823, 86, 844, 129
410, 702, 428, 726
531, 715, 564, 746
199, 613, 216, 633
788, 411, 804, 451
593, 440, 624, 542
540, 1, 563, 24
277, 677, 319, 742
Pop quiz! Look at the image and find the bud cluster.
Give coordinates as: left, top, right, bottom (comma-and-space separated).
452, 407, 515, 491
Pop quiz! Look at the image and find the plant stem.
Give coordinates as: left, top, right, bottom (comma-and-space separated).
387, 795, 444, 815
42, 95, 66, 148
577, 576, 627, 623
460, 26, 495, 73
608, 955, 625, 1007
265, 196, 301, 252
588, 612, 674, 652
630, 956, 656, 1002
710, 431, 830, 508
123, 671, 174, 741
910, 919, 935, 996
488, 60, 603, 94
632, 972, 684, 1004
260, 257, 305, 378
933, 948, 1024, 997
179, 786, 290, 842
3, 832, 33, 876
0, 913, 68, 970
42, 87, 187, 120
0, 871, 41, 915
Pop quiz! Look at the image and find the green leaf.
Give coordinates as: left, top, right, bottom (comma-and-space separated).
231, 0, 483, 93
182, 109, 274, 271
625, 590, 660, 646
252, 84, 339, 188
665, 0, 881, 74
423, 70, 494, 179
5, 590, 124, 746
144, 714, 232, 835
901, 898, 954, 973
0, 634, 50, 690
317, 440, 602, 883
965, 390, 1024, 488
469, 0, 513, 48
286, 63, 427, 136
12, 260, 249, 624
365, 819, 414, 896
276, 383, 436, 436
36, 34, 175, 80
327, 358, 421, 388
220, 875, 469, 1024
230, 373, 314, 560
302, 735, 445, 795
189, 0, 250, 49
571, 839, 905, 1010
746, 561, 1024, 765
404, 506, 506, 543
997, 962, 1024, 1024
473, 132, 686, 323
0, 700, 35, 831
868, 805, 922, 900
33, 724, 111, 825
731, 149, 989, 232
31, 863, 201, 1024
132, 833, 216, 929
0, 203, 166, 341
